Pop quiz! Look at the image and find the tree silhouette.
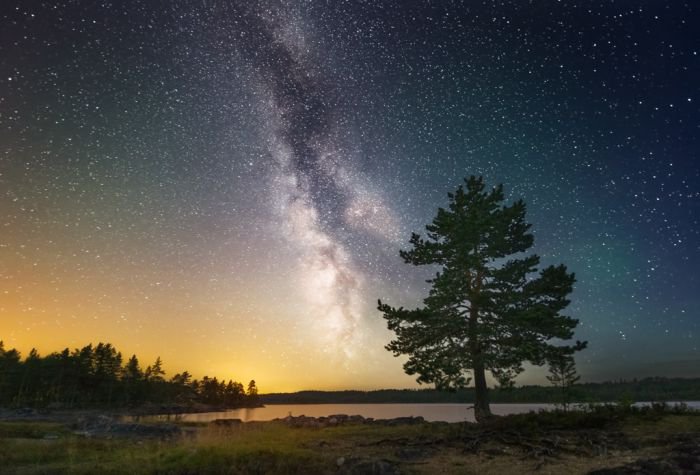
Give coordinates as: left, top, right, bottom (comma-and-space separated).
123, 355, 143, 381
171, 371, 192, 386
224, 380, 245, 406
547, 350, 581, 411
0, 342, 22, 405
247, 379, 259, 405
378, 176, 586, 421
122, 355, 144, 405
0, 340, 256, 409
144, 356, 165, 382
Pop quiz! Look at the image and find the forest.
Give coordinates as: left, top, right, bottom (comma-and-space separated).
260, 378, 700, 405
3, 339, 698, 410
0, 340, 259, 409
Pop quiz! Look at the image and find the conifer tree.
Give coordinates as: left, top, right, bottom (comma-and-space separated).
547, 351, 581, 411
123, 355, 143, 381
122, 354, 144, 405
378, 176, 586, 421
247, 379, 259, 406
144, 356, 165, 382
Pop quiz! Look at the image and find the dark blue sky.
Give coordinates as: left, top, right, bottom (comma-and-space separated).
1, 1, 698, 388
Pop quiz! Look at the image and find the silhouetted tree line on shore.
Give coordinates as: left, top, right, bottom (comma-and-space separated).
0, 341, 259, 409
260, 377, 700, 405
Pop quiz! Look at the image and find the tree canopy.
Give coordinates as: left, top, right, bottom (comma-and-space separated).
378, 176, 586, 421
0, 340, 258, 409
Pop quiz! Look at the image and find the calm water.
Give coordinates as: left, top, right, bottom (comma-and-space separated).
134, 403, 548, 423
133, 401, 700, 424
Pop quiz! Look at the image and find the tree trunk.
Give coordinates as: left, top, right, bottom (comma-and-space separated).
467, 268, 493, 422
473, 356, 492, 422
468, 274, 492, 423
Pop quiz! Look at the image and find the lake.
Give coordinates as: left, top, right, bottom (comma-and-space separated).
132, 403, 540, 424
133, 401, 700, 424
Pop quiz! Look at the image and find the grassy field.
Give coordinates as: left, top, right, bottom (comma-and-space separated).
1, 407, 699, 474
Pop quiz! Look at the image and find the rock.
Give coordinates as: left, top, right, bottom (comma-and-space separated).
372, 416, 425, 426
73, 414, 114, 434
348, 415, 366, 424
73, 415, 180, 439
275, 413, 424, 429
278, 414, 337, 428
337, 456, 346, 467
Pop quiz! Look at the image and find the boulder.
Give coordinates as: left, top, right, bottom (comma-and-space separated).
372, 416, 425, 426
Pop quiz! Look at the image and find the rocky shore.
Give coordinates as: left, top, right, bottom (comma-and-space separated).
0, 408, 429, 440
2, 407, 699, 473
211, 413, 427, 429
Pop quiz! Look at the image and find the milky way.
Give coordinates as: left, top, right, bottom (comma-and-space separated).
1, 1, 698, 389
233, 2, 402, 359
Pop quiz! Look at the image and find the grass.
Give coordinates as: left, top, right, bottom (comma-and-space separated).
1, 407, 698, 474
622, 412, 700, 437
0, 421, 69, 439
0, 422, 329, 474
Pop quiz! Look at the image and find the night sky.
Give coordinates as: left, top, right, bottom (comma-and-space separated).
1, 1, 698, 391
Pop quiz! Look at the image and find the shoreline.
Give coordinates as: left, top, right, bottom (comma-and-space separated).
1, 406, 699, 473
0, 403, 265, 423
3, 400, 698, 422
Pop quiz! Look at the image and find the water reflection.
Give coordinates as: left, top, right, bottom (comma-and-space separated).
129, 401, 700, 424
132, 403, 552, 424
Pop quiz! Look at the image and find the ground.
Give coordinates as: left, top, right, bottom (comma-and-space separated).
1, 406, 699, 474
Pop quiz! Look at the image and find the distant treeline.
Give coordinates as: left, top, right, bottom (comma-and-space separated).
0, 341, 259, 409
260, 378, 700, 405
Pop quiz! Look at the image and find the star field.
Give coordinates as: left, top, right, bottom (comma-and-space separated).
1, 1, 698, 390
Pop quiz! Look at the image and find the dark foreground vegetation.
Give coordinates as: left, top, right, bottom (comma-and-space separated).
261, 377, 700, 405
0, 341, 259, 409
0, 404, 698, 474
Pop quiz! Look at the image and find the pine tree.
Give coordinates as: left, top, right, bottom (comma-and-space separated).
122, 354, 144, 405
247, 379, 259, 406
123, 355, 143, 381
547, 351, 581, 411
378, 176, 586, 422
170, 371, 192, 386
144, 356, 165, 382
0, 343, 22, 406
